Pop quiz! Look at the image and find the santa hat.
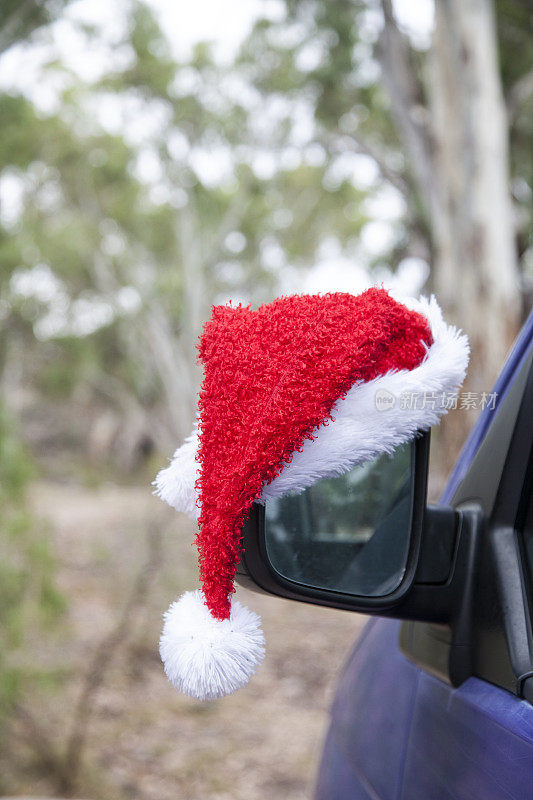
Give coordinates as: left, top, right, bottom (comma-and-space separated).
155, 288, 469, 700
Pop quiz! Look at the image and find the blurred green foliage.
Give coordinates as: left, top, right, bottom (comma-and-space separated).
0, 406, 66, 720
0, 0, 72, 56
0, 0, 530, 462
1, 0, 383, 460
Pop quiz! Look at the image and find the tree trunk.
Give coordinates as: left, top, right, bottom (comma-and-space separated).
426, 0, 521, 481
378, 0, 521, 488
429, 0, 521, 363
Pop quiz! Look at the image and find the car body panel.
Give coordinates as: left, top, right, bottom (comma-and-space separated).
316, 311, 533, 799
316, 618, 533, 800
315, 618, 418, 800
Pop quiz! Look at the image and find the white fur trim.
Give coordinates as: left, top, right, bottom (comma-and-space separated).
154, 294, 469, 514
153, 429, 200, 520
160, 590, 265, 700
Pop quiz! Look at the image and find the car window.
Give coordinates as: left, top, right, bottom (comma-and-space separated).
519, 467, 533, 619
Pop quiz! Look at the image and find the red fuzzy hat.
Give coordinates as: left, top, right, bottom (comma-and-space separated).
155, 288, 469, 700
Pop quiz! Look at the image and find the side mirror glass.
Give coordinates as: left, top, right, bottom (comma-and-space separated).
237, 432, 429, 612
264, 443, 412, 597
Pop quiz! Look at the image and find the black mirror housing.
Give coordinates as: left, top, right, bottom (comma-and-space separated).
236, 431, 460, 618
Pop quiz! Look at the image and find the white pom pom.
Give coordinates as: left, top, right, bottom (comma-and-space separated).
160, 590, 265, 700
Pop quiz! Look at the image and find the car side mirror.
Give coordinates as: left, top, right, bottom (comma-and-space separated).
236, 431, 461, 618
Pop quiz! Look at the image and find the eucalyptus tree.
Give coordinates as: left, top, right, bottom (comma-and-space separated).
241, 0, 533, 467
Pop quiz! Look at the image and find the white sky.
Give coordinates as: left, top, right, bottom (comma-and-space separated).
149, 0, 286, 62
150, 0, 434, 59
0, 0, 434, 99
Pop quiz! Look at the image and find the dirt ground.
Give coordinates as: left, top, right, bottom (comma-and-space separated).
3, 481, 367, 800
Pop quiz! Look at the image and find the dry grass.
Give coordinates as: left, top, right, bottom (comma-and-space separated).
2, 481, 366, 800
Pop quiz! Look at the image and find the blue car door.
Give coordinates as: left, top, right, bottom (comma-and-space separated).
315, 313, 533, 800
